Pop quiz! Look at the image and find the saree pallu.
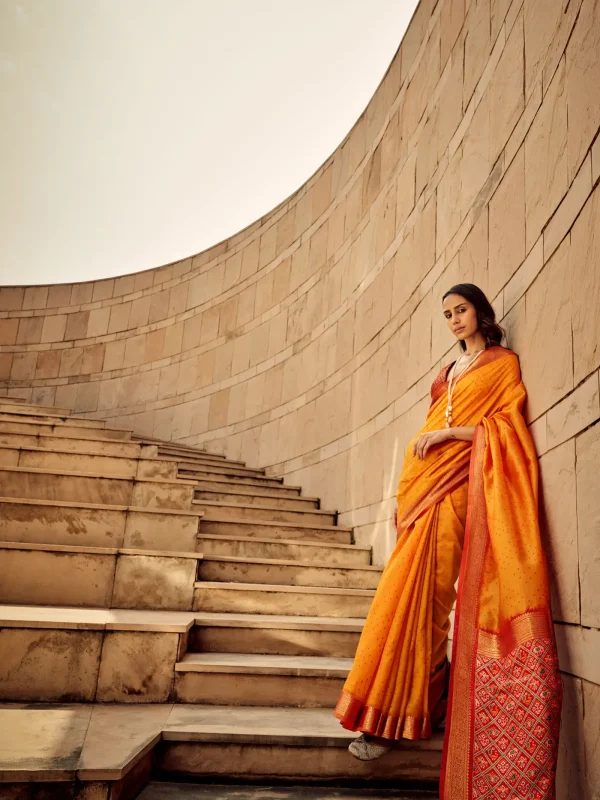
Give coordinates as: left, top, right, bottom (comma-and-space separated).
334, 345, 562, 800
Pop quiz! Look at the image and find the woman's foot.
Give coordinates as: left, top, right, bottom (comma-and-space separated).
348, 733, 393, 761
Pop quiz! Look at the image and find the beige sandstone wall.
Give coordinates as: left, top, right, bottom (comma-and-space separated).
1, 0, 600, 790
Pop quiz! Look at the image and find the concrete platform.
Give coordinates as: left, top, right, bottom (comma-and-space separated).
0, 704, 443, 785
138, 784, 438, 799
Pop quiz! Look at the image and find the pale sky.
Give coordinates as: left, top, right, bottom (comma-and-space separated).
0, 0, 419, 286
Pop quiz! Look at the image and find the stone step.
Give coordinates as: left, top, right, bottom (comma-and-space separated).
173, 652, 350, 707
194, 488, 319, 511
196, 532, 371, 566
198, 518, 353, 544
0, 443, 178, 480
157, 706, 442, 783
0, 606, 197, 703
0, 410, 104, 429
137, 437, 228, 460
198, 555, 382, 590
138, 784, 437, 799
172, 453, 247, 469
194, 500, 336, 527
189, 611, 363, 658
0, 541, 202, 610
181, 463, 269, 480
0, 702, 441, 787
0, 429, 145, 457
193, 582, 375, 618
0, 418, 132, 441
193, 477, 302, 498
0, 465, 196, 509
0, 496, 203, 550
179, 468, 285, 488
0, 401, 72, 416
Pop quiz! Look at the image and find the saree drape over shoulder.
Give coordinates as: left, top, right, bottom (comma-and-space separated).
334, 345, 562, 800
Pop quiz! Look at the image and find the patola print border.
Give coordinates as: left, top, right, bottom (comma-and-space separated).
441, 430, 561, 799
441, 424, 488, 800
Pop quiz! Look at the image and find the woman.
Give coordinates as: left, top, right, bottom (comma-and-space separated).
334, 284, 562, 799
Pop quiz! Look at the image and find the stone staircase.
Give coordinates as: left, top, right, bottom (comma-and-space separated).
0, 395, 442, 799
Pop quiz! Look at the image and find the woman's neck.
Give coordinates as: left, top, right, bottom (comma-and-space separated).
462, 332, 487, 356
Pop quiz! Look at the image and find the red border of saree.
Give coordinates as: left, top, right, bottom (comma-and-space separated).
440, 427, 562, 800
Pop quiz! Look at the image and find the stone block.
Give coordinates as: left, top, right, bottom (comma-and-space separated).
458, 207, 489, 294
163, 322, 183, 358
95, 631, 179, 702
489, 10, 524, 165
556, 674, 585, 800
569, 187, 600, 385
547, 372, 599, 450
460, 93, 490, 217
463, 0, 491, 105
103, 340, 126, 372
41, 314, 67, 343
436, 146, 463, 256
519, 236, 573, 420
395, 152, 416, 232
441, 0, 465, 67
539, 440, 580, 623
200, 307, 219, 345
0, 547, 116, 607
92, 280, 114, 303
23, 286, 49, 310
488, 146, 525, 299
524, 57, 568, 252
576, 420, 600, 628
123, 511, 199, 552
168, 282, 188, 317
208, 388, 230, 430
148, 289, 170, 325
0, 319, 22, 345
112, 554, 197, 611
354, 264, 393, 354
108, 302, 131, 334
10, 353, 37, 381
64, 311, 90, 341
123, 334, 146, 369
566, 0, 600, 180
437, 50, 464, 161
35, 350, 61, 380
582, 679, 600, 798
218, 296, 238, 337
129, 296, 152, 329
0, 628, 102, 701
16, 317, 43, 345
87, 307, 111, 338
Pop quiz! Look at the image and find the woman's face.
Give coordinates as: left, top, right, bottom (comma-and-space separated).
442, 294, 478, 342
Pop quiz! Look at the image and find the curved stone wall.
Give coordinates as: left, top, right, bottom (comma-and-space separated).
2, 0, 600, 787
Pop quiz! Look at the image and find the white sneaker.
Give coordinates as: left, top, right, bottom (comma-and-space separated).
348, 733, 392, 761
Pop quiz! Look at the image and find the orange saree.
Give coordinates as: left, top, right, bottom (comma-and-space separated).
334, 345, 562, 799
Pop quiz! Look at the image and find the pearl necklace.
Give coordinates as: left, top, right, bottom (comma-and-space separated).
445, 349, 485, 428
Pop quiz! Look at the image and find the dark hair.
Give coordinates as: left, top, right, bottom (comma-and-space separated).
442, 283, 506, 353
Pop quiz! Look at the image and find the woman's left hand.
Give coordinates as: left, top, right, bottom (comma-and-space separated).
413, 429, 451, 460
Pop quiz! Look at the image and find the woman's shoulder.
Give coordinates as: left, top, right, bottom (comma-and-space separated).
438, 344, 518, 375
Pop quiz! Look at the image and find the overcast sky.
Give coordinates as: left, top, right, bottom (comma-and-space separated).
0, 0, 419, 286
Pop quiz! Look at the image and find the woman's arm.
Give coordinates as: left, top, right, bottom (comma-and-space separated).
446, 426, 476, 442
413, 426, 476, 459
